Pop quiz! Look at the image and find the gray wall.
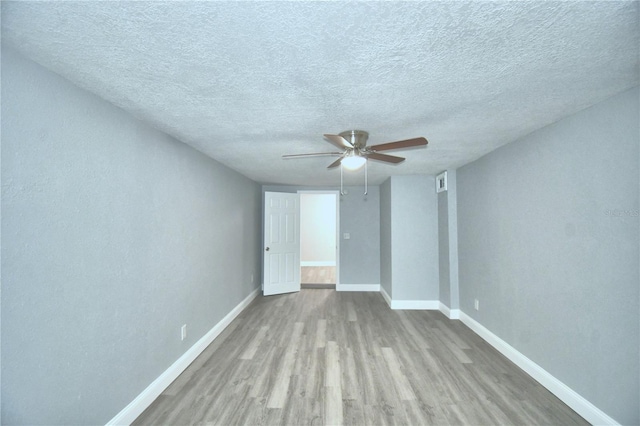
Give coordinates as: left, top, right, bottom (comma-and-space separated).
446, 170, 460, 309
262, 185, 381, 286
380, 175, 439, 301
438, 190, 450, 306
438, 170, 460, 311
379, 179, 392, 297
1, 47, 262, 425
390, 175, 439, 301
339, 187, 380, 285
446, 170, 459, 310
457, 87, 639, 425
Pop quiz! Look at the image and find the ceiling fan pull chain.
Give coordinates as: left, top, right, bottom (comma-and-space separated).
340, 165, 345, 196
364, 160, 368, 195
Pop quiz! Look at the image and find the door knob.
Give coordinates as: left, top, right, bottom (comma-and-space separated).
265, 247, 270, 251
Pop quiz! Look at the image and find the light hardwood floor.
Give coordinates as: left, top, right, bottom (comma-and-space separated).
134, 290, 588, 425
301, 266, 336, 285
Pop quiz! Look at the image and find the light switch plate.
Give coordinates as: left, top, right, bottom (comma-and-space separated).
437, 171, 448, 193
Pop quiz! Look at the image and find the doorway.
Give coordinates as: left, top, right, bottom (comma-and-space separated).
298, 191, 339, 289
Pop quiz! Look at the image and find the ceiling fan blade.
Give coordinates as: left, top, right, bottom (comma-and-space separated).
327, 158, 343, 169
368, 137, 428, 152
324, 134, 353, 149
283, 152, 343, 158
366, 152, 405, 164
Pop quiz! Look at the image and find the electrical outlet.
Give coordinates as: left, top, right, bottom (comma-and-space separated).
343, 233, 350, 240
474, 299, 479, 311
181, 324, 187, 341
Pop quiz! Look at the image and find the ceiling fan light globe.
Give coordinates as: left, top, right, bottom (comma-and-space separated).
341, 155, 366, 170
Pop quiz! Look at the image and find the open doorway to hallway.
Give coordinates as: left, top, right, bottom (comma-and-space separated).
299, 191, 339, 289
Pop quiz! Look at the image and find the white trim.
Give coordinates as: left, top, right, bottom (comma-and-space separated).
459, 311, 619, 426
300, 261, 336, 267
336, 283, 380, 292
439, 303, 460, 319
378, 287, 439, 310
107, 288, 260, 426
380, 286, 392, 307
440, 302, 451, 317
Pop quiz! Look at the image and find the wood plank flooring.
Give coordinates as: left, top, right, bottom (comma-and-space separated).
301, 266, 336, 284
133, 290, 588, 425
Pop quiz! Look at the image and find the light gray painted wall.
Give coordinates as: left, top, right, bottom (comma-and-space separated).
438, 190, 450, 307
379, 179, 392, 297
340, 187, 380, 285
262, 185, 381, 286
457, 87, 639, 425
390, 175, 439, 301
438, 170, 460, 311
1, 47, 262, 425
446, 170, 459, 310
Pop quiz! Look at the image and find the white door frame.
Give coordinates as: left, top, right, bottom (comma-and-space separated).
297, 190, 340, 288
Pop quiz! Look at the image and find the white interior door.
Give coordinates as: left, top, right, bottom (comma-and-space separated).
263, 192, 300, 296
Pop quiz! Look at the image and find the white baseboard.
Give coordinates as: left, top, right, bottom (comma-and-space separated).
300, 261, 336, 267
378, 287, 439, 310
380, 286, 392, 306
439, 302, 460, 319
107, 288, 260, 426
459, 311, 619, 426
336, 283, 380, 292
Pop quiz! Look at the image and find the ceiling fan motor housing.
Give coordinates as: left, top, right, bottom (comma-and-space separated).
339, 130, 369, 150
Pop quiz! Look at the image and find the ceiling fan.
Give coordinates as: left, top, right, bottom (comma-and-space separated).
283, 130, 428, 195
282, 130, 428, 170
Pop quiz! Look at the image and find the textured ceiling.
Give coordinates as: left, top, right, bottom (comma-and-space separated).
2, 1, 638, 186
